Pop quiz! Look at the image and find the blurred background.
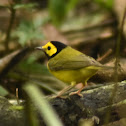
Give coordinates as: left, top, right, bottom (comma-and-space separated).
0, 0, 126, 98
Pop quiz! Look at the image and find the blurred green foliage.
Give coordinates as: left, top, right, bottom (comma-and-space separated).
1, 0, 114, 48
13, 3, 37, 9
48, 0, 114, 26
16, 51, 49, 74
48, 0, 78, 26
12, 19, 44, 46
24, 84, 63, 126
17, 60, 49, 75
0, 86, 9, 96
94, 0, 113, 10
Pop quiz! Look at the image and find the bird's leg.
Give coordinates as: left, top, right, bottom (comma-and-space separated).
56, 81, 76, 97
56, 85, 72, 97
69, 82, 87, 97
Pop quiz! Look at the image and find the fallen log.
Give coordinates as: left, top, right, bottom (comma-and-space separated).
50, 82, 126, 125
0, 82, 126, 126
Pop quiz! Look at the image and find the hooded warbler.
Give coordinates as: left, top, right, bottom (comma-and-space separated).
36, 41, 105, 96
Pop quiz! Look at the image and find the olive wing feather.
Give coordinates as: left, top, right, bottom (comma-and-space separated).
48, 54, 102, 71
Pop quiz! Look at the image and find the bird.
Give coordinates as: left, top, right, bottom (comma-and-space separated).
36, 41, 108, 97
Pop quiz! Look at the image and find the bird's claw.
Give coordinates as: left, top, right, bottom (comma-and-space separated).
69, 91, 83, 97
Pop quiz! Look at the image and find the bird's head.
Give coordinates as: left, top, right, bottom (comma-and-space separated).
35, 41, 67, 59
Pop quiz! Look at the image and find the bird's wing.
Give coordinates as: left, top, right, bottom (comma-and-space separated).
48, 54, 102, 71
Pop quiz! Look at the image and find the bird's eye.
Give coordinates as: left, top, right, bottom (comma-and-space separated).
48, 46, 51, 50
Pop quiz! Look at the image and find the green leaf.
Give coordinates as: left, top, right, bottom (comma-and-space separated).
24, 84, 63, 126
12, 20, 44, 46
17, 60, 49, 75
49, 0, 66, 26
0, 86, 9, 96
48, 0, 78, 26
9, 105, 24, 110
94, 0, 113, 10
66, 0, 78, 12
13, 3, 37, 9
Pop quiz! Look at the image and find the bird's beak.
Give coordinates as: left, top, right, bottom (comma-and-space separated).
35, 46, 42, 50
35, 46, 45, 51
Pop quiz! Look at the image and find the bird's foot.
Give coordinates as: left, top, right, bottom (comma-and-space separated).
69, 91, 83, 97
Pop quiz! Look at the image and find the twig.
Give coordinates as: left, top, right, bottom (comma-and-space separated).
63, 19, 116, 35
97, 49, 113, 62
0, 47, 30, 78
104, 7, 126, 124
4, 4, 16, 51
114, 7, 126, 82
16, 88, 20, 104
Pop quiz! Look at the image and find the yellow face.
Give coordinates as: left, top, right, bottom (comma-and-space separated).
42, 42, 57, 57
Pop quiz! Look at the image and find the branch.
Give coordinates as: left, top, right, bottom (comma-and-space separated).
4, 5, 16, 51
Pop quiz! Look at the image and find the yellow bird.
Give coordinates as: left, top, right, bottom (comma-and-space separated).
36, 41, 105, 96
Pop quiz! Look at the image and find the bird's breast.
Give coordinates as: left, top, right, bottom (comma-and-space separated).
48, 65, 99, 84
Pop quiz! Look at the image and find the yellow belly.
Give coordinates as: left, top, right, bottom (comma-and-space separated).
48, 66, 99, 84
